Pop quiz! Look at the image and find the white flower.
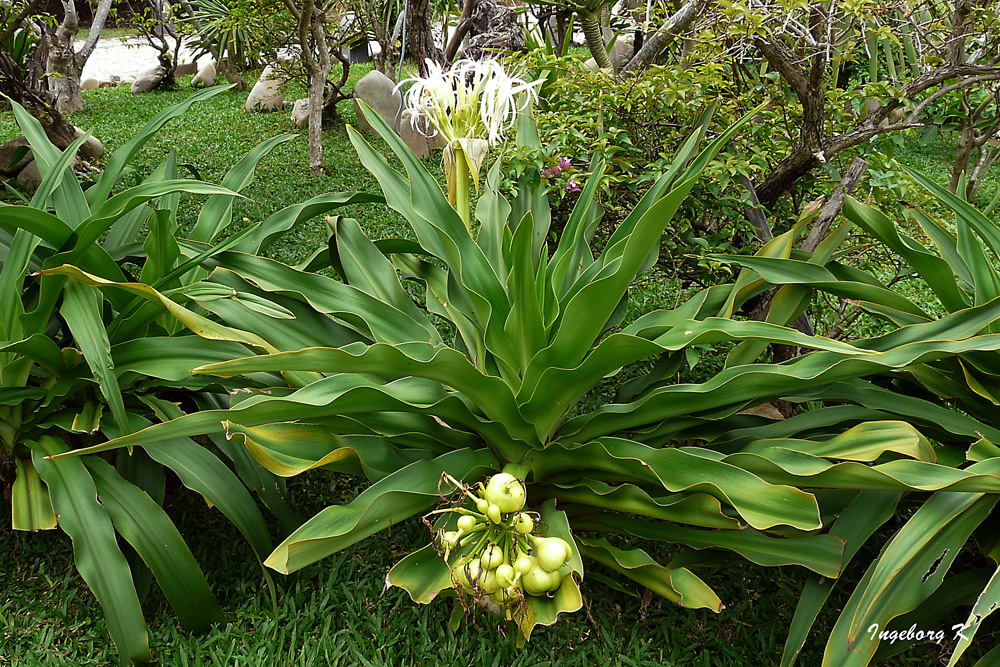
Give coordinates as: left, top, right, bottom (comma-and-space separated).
397, 58, 542, 147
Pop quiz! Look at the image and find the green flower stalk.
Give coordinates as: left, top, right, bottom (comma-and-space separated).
398, 58, 542, 227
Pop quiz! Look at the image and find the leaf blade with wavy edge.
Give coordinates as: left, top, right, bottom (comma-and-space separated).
578, 537, 722, 611
516, 499, 584, 641
528, 437, 821, 531
559, 332, 1000, 444
332, 216, 437, 337
741, 421, 937, 462
41, 264, 275, 352
575, 514, 843, 577
709, 255, 932, 321
29, 436, 151, 665
539, 479, 741, 529
844, 197, 969, 312
198, 250, 438, 345
234, 191, 384, 255
104, 414, 274, 563
386, 544, 455, 604
518, 318, 867, 439
349, 107, 515, 371
84, 457, 227, 632
193, 343, 536, 450
221, 422, 434, 480
190, 134, 298, 242
265, 448, 497, 573
48, 375, 517, 460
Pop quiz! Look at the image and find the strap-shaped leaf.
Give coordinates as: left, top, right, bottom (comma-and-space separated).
542, 478, 741, 529
532, 437, 822, 531
332, 216, 438, 339
781, 490, 901, 667
11, 456, 57, 530
578, 537, 721, 611
190, 134, 297, 242
222, 421, 433, 480
84, 457, 226, 632
29, 436, 150, 664
561, 333, 1000, 443
194, 343, 536, 453
87, 85, 232, 206
845, 196, 969, 312
386, 544, 455, 604
822, 460, 1000, 666
577, 514, 843, 577
265, 448, 497, 573
60, 280, 128, 432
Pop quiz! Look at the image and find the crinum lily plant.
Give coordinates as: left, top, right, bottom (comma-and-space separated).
40, 89, 1000, 650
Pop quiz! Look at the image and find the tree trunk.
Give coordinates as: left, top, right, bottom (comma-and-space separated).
579, 11, 611, 69
46, 0, 114, 114
0, 50, 77, 149
47, 0, 83, 114
405, 0, 441, 69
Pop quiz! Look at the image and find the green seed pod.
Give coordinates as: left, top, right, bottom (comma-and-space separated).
496, 563, 515, 588
457, 514, 477, 532
535, 536, 571, 572
522, 566, 560, 596
480, 544, 504, 570
514, 513, 534, 534
487, 503, 502, 524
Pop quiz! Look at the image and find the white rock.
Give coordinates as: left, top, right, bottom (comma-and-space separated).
244, 67, 286, 112
73, 126, 105, 160
80, 77, 102, 90
131, 66, 165, 94
192, 60, 217, 87
291, 98, 309, 127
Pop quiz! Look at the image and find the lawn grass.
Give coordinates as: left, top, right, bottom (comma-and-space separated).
2, 58, 1000, 667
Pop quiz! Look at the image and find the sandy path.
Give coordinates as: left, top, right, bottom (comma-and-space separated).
80, 36, 212, 82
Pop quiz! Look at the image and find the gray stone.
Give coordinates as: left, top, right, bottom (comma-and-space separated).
244, 66, 285, 112
291, 98, 310, 128
352, 70, 401, 133
192, 60, 217, 87
81, 77, 102, 91
73, 126, 105, 160
0, 136, 32, 177
176, 62, 198, 77
16, 160, 41, 191
400, 108, 447, 151
131, 66, 166, 94
609, 37, 633, 71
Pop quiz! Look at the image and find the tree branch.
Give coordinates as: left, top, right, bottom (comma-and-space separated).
619, 0, 700, 76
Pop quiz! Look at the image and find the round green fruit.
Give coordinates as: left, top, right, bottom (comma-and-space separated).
483, 473, 526, 514
522, 566, 560, 596
535, 537, 571, 572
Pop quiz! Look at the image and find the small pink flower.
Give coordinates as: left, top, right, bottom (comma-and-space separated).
558, 157, 571, 170
566, 176, 581, 192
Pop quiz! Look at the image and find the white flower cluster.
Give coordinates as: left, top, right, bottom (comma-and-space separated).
397, 58, 543, 146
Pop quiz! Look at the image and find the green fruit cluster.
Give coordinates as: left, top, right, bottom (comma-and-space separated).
437, 473, 573, 615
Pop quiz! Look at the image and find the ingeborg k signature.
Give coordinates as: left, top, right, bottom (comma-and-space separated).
867, 622, 969, 645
